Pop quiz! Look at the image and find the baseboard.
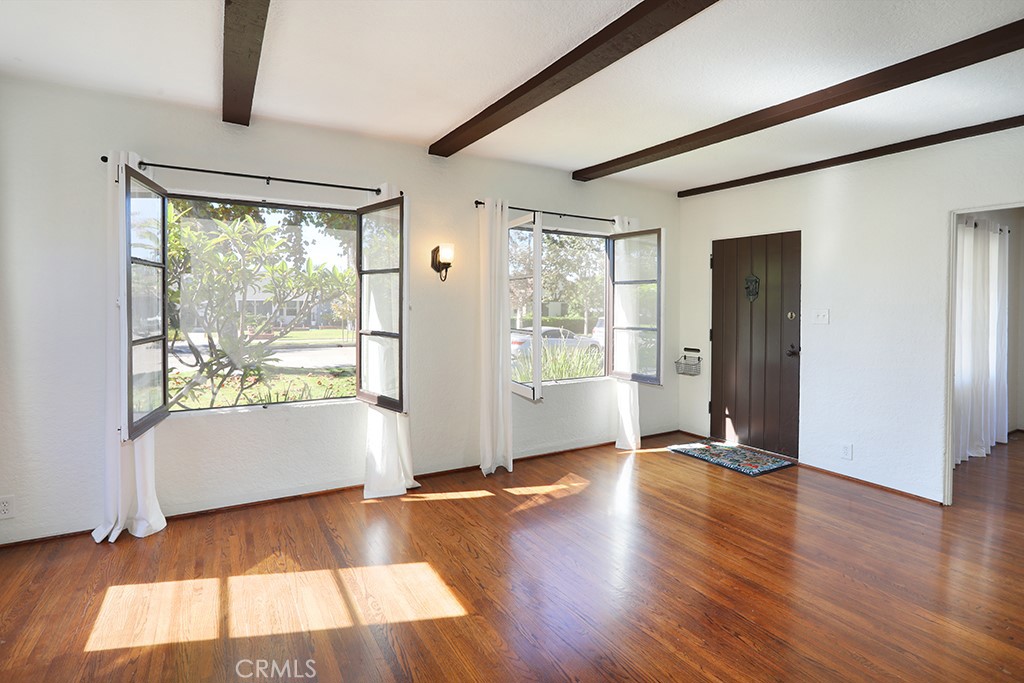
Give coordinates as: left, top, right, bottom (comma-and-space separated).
0, 429, 716, 549
796, 462, 942, 506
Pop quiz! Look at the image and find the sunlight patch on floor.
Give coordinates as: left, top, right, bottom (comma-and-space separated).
400, 490, 495, 501
228, 569, 354, 637
85, 578, 220, 651
86, 563, 466, 651
507, 473, 590, 513
339, 562, 466, 625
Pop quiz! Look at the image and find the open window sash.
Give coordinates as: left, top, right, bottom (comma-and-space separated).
508, 212, 543, 401
356, 196, 405, 412
609, 229, 662, 384
122, 166, 170, 439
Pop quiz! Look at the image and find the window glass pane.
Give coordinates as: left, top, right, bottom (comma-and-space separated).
613, 283, 658, 328
539, 232, 606, 381
509, 228, 533, 279
613, 329, 658, 378
129, 178, 163, 262
131, 264, 162, 340
132, 341, 163, 422
614, 233, 658, 281
509, 275, 534, 333
511, 340, 534, 388
360, 204, 400, 271
166, 198, 357, 410
510, 270, 535, 388
361, 273, 399, 334
360, 335, 398, 398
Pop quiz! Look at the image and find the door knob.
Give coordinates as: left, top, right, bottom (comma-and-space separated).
786, 344, 800, 357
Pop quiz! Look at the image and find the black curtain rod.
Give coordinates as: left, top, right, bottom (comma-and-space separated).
114, 159, 381, 195
474, 199, 615, 224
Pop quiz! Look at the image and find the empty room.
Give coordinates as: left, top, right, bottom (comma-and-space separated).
1, 0, 1023, 681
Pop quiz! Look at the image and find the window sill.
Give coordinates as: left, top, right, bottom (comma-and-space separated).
166, 396, 361, 418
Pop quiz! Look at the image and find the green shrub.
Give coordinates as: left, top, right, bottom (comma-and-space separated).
512, 345, 604, 383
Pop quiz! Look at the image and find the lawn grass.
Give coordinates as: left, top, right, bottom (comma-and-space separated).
276, 328, 355, 345
168, 365, 356, 410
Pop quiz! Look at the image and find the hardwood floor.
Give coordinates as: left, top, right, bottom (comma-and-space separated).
1, 431, 1022, 681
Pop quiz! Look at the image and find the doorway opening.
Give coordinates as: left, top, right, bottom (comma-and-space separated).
945, 204, 1022, 504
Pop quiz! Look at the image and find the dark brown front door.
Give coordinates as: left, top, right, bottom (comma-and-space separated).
711, 232, 801, 457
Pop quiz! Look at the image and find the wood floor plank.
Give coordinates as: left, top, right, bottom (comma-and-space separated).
1, 432, 1023, 681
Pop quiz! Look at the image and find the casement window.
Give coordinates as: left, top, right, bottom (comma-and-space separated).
124, 168, 170, 438
118, 163, 405, 441
508, 212, 661, 400
609, 230, 662, 383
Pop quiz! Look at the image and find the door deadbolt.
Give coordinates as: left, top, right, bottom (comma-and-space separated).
787, 311, 796, 320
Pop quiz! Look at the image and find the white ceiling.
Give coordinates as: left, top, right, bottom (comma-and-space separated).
1, 0, 1023, 193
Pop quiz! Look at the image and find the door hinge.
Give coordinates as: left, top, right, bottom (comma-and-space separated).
709, 328, 713, 342
709, 254, 713, 269
708, 400, 712, 414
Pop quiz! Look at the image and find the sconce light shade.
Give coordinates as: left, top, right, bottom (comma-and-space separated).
431, 243, 454, 281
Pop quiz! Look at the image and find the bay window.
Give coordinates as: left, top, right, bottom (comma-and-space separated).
119, 162, 405, 441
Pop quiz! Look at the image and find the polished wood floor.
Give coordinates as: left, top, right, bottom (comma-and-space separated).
1, 431, 1023, 681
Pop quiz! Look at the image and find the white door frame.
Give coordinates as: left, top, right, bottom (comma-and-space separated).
943, 200, 1022, 505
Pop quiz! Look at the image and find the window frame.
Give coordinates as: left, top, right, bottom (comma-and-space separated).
608, 228, 663, 385
123, 166, 171, 439
355, 195, 406, 413
508, 214, 662, 397
509, 212, 544, 400
122, 175, 408, 438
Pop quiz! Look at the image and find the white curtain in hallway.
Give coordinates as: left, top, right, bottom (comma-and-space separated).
478, 199, 514, 474
952, 216, 1009, 466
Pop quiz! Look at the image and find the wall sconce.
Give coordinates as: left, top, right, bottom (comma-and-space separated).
431, 243, 454, 282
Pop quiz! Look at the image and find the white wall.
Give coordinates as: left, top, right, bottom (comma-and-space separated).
0, 75, 680, 544
676, 128, 1024, 502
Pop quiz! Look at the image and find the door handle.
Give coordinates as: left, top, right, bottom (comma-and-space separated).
786, 344, 800, 357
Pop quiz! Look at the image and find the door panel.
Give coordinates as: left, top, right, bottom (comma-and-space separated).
711, 231, 801, 457
779, 231, 802, 456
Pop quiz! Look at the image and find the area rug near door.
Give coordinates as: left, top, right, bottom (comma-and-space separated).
667, 440, 795, 477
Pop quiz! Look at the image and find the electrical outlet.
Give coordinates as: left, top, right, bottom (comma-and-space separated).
813, 308, 830, 325
0, 496, 15, 519
841, 444, 853, 461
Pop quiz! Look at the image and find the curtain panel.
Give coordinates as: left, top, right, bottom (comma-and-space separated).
478, 199, 514, 475
952, 215, 1009, 466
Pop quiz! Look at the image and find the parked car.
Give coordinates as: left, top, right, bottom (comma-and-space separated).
591, 317, 605, 348
511, 327, 601, 358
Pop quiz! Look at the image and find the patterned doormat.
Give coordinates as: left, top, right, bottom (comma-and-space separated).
667, 440, 795, 477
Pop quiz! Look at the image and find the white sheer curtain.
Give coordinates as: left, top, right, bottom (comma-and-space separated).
478, 199, 514, 474
613, 216, 641, 451
952, 215, 1009, 467
94, 151, 167, 542
364, 406, 417, 498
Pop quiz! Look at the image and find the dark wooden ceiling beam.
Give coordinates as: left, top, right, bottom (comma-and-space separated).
676, 114, 1024, 198
575, 18, 1024, 181
222, 0, 271, 126
428, 0, 718, 157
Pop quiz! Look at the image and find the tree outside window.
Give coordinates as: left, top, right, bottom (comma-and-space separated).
166, 198, 358, 409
